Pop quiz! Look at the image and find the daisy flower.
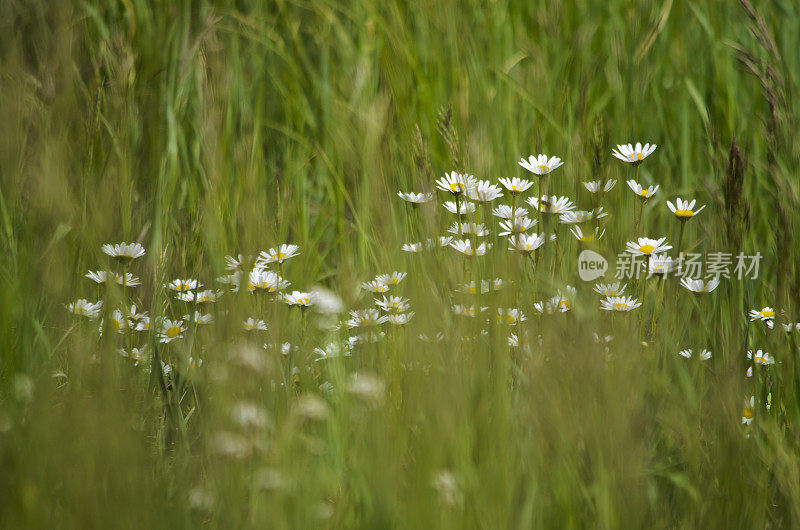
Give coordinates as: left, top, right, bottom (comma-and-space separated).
742, 397, 755, 425
443, 201, 476, 215
362, 280, 389, 294
468, 180, 504, 202
680, 277, 720, 293
497, 308, 526, 325
498, 177, 534, 195
447, 223, 489, 237
460, 278, 505, 294
612, 143, 657, 165
105, 309, 127, 333
119, 346, 148, 366
375, 271, 407, 286
117, 273, 142, 287
85, 270, 141, 286
375, 295, 410, 313
243, 318, 268, 331
224, 254, 245, 270
247, 269, 290, 293
184, 312, 214, 325
648, 255, 676, 276
387, 312, 415, 326
345, 309, 388, 328
550, 287, 576, 312
435, 172, 476, 196
402, 242, 423, 253
397, 191, 433, 205
195, 289, 220, 304
492, 205, 528, 220
256, 244, 300, 266
583, 180, 617, 193
452, 304, 487, 317
748, 307, 775, 321
518, 154, 564, 176
283, 291, 314, 307
134, 316, 152, 331
666, 198, 706, 220
66, 299, 102, 319
626, 180, 659, 199
498, 217, 537, 237
167, 279, 200, 292
678, 349, 712, 360
158, 319, 186, 343
593, 282, 626, 297
747, 349, 775, 366
102, 242, 146, 262
570, 226, 605, 243
526, 195, 575, 214
449, 239, 490, 257
217, 271, 242, 292
313, 342, 352, 361
427, 236, 455, 248
625, 237, 672, 256
508, 233, 546, 254
559, 207, 608, 225
600, 296, 642, 312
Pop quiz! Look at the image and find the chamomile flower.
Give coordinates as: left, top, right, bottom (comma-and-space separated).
101, 242, 146, 262
498, 217, 537, 237
167, 279, 200, 292
283, 291, 314, 307
217, 271, 242, 292
184, 312, 214, 325
678, 349, 712, 360
247, 269, 290, 293
313, 342, 352, 361
667, 198, 706, 220
497, 308, 526, 325
526, 195, 575, 214
612, 143, 657, 165
648, 255, 676, 276
224, 254, 245, 270
435, 172, 476, 196
85, 270, 141, 286
459, 278, 505, 294
559, 207, 608, 224
387, 312, 415, 326
747, 349, 775, 366
243, 318, 268, 331
443, 201, 476, 215
449, 239, 490, 257
117, 273, 141, 287
492, 205, 528, 220
680, 277, 720, 293
375, 295, 410, 313
550, 287, 576, 312
742, 397, 755, 425
104, 309, 127, 333
748, 307, 775, 321
626, 180, 659, 199
158, 319, 186, 343
518, 154, 564, 176
256, 244, 300, 266
402, 242, 423, 253
600, 296, 642, 312
134, 316, 152, 331
569, 226, 605, 243
427, 236, 454, 248
345, 309, 388, 328
119, 346, 148, 366
498, 177, 534, 195
362, 280, 389, 294
397, 191, 433, 205
625, 237, 671, 256
468, 180, 504, 202
375, 272, 406, 286
593, 282, 626, 297
195, 290, 220, 304
447, 222, 489, 237
583, 180, 617, 193
452, 304, 487, 317
508, 233, 546, 254
66, 299, 102, 319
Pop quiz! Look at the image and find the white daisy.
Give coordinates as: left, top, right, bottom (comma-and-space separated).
559, 207, 608, 225
247, 269, 290, 293
678, 349, 712, 360
648, 255, 677, 276
742, 397, 755, 425
569, 226, 605, 243
401, 242, 423, 253
680, 277, 720, 293
492, 205, 528, 220
612, 143, 657, 165
256, 244, 300, 266
748, 307, 775, 321
496, 308, 526, 325
157, 318, 186, 343
625, 237, 672, 256
375, 272, 407, 286
447, 223, 489, 237
593, 282, 626, 297
452, 304, 487, 317
243, 318, 268, 331
375, 295, 410, 313
167, 279, 200, 292
449, 239, 490, 257
102, 242, 146, 262
600, 296, 642, 312
508, 233, 546, 254
387, 312, 415, 326
183, 312, 214, 325
224, 254, 245, 270
427, 236, 455, 248
362, 280, 389, 294
283, 291, 314, 307
459, 278, 505, 294
583, 180, 617, 193
747, 349, 775, 366
518, 154, 565, 176
468, 180, 504, 202
498, 217, 537, 237
397, 191, 433, 204
442, 201, 476, 215
498, 177, 534, 195
66, 299, 102, 319
666, 198, 706, 220
345, 309, 388, 328
435, 172, 476, 196
526, 195, 575, 214
626, 180, 659, 199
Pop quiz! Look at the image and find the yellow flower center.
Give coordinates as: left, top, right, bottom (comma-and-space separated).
760, 309, 775, 318
615, 303, 627, 310
75, 307, 84, 313
111, 319, 122, 330
298, 298, 309, 305
742, 407, 754, 420
166, 326, 181, 338
537, 165, 549, 172
639, 244, 655, 254
559, 301, 570, 310
580, 235, 594, 242
639, 190, 649, 197
276, 252, 285, 260
604, 290, 616, 296
244, 323, 253, 330
674, 209, 693, 218
450, 183, 462, 192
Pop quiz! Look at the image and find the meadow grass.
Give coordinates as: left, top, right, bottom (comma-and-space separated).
1, 0, 800, 527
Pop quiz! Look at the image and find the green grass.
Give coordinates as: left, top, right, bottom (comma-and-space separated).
2, 0, 800, 527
